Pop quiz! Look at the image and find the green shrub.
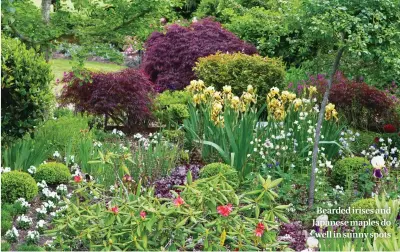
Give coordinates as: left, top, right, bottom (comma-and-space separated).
34, 162, 71, 185
162, 129, 185, 145
350, 131, 377, 154
1, 171, 38, 203
1, 36, 54, 144
194, 52, 285, 98
1, 136, 51, 172
34, 114, 92, 156
53, 107, 74, 118
16, 244, 45, 251
1, 242, 11, 251
349, 198, 377, 222
1, 210, 12, 235
199, 162, 240, 189
153, 91, 191, 128
331, 157, 372, 188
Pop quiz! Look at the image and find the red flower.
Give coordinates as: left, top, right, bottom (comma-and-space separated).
217, 204, 233, 217
74, 175, 82, 183
374, 137, 380, 143
173, 196, 185, 207
383, 124, 397, 133
140, 211, 146, 220
111, 206, 119, 215
255, 222, 265, 237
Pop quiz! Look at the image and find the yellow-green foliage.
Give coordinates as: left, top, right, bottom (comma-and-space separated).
152, 91, 191, 127
34, 162, 71, 185
199, 162, 240, 189
350, 198, 377, 222
1, 171, 38, 203
194, 52, 285, 97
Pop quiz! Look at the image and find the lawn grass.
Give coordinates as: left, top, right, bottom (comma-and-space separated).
50, 58, 126, 94
50, 58, 126, 81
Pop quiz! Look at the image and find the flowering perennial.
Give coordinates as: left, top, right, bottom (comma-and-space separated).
186, 80, 257, 126
217, 204, 233, 217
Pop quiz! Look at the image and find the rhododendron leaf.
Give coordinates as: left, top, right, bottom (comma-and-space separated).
176, 217, 189, 228
274, 205, 290, 210
105, 215, 115, 226
274, 212, 289, 223
255, 205, 260, 218
268, 178, 283, 188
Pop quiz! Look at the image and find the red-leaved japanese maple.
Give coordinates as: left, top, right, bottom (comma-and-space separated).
299, 72, 399, 131
141, 18, 257, 91
60, 69, 154, 130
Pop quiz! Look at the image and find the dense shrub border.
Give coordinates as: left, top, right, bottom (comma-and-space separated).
142, 19, 257, 91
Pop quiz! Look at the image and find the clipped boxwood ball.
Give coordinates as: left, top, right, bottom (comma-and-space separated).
200, 162, 239, 189
1, 171, 38, 203
34, 162, 71, 185
350, 198, 377, 222
331, 157, 372, 188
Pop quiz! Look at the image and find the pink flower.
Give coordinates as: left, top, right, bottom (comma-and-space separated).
173, 196, 185, 207
111, 206, 119, 215
255, 222, 265, 237
74, 175, 82, 183
140, 211, 146, 220
122, 174, 132, 183
217, 204, 233, 217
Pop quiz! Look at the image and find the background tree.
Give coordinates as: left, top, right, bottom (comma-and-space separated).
1, 0, 184, 61
303, 0, 400, 208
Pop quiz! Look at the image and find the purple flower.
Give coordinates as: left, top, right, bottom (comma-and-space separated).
373, 168, 383, 178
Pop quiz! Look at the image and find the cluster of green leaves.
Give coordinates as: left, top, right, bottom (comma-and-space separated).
1, 171, 38, 203
48, 172, 289, 250
1, 36, 54, 144
195, 0, 400, 86
34, 113, 93, 157
1, 136, 51, 172
184, 96, 262, 179
34, 162, 72, 185
194, 52, 286, 98
199, 162, 239, 189
331, 157, 373, 190
152, 90, 191, 129
81, 133, 182, 188
1, 0, 184, 61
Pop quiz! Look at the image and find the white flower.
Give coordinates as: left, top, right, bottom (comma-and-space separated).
53, 151, 61, 158
5, 226, 19, 241
28, 166, 36, 174
56, 184, 68, 193
26, 230, 40, 243
112, 128, 117, 134
15, 198, 30, 208
315, 214, 329, 227
36, 206, 47, 215
1, 167, 11, 173
36, 220, 46, 228
371, 156, 385, 169
306, 237, 319, 248
94, 141, 103, 148
325, 161, 333, 169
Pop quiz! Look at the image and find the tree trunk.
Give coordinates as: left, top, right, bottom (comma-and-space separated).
308, 47, 345, 208
41, 0, 52, 62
